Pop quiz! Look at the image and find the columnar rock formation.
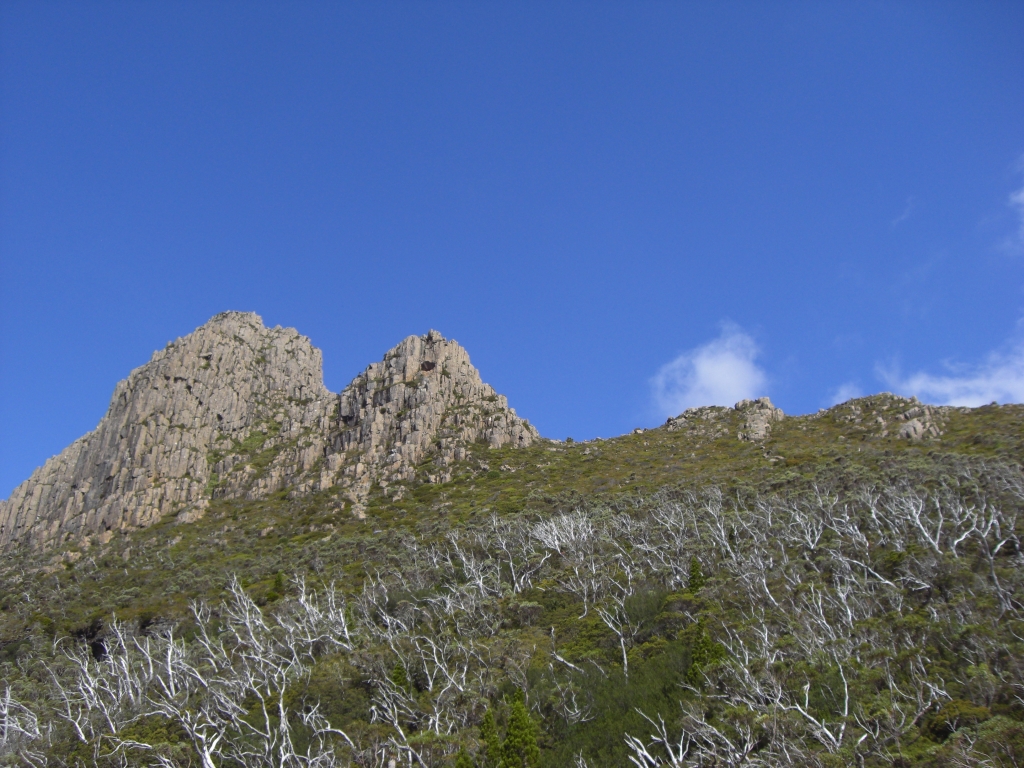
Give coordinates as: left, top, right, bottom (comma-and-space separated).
0, 313, 334, 550
0, 314, 538, 551
325, 330, 537, 508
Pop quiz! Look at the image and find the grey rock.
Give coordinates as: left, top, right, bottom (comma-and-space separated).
0, 312, 332, 551
735, 397, 785, 441
0, 316, 536, 551
894, 404, 944, 441
664, 405, 733, 440
324, 330, 538, 515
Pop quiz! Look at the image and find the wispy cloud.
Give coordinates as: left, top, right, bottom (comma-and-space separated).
881, 335, 1024, 407
1010, 181, 1024, 248
1001, 158, 1024, 252
891, 196, 914, 228
652, 324, 767, 417
828, 382, 863, 406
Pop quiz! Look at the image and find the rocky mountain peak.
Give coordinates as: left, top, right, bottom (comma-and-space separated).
0, 318, 537, 550
0, 312, 334, 551
325, 330, 538, 511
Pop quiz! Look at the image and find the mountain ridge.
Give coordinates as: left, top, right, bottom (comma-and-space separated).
0, 325, 1022, 767
0, 312, 995, 554
0, 312, 538, 551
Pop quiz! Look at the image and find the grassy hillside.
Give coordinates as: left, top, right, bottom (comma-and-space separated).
2, 396, 1023, 767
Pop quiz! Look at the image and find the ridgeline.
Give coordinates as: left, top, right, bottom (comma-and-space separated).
1, 314, 1022, 767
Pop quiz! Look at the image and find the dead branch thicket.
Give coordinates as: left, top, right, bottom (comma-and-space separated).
3, 464, 1022, 767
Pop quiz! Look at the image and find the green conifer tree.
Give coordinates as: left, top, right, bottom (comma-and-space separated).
500, 692, 540, 768
391, 662, 410, 693
687, 556, 705, 593
685, 621, 724, 685
454, 748, 475, 768
480, 709, 502, 768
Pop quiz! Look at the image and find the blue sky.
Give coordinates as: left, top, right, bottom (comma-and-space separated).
2, 2, 1023, 497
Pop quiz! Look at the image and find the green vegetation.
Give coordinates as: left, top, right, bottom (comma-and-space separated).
500, 693, 540, 768
0, 397, 1022, 766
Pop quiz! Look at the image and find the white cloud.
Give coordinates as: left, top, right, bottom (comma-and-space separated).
828, 382, 863, 406
651, 324, 767, 417
881, 337, 1024, 407
1010, 182, 1024, 247
891, 197, 914, 228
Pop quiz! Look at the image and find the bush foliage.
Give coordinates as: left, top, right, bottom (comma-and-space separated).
1, 398, 1023, 766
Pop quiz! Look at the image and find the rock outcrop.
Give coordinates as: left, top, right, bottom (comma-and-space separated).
735, 397, 785, 441
0, 313, 334, 550
893, 404, 945, 441
663, 406, 733, 439
663, 398, 785, 443
324, 330, 537, 513
0, 315, 537, 551
826, 394, 948, 441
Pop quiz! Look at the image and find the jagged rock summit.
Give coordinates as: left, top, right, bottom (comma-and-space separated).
328, 329, 538, 503
0, 313, 538, 551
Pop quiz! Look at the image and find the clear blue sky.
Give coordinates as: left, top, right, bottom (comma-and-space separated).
2, 2, 1023, 497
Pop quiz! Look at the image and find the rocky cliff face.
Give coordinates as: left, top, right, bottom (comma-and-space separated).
323, 330, 537, 511
0, 315, 538, 551
0, 313, 334, 551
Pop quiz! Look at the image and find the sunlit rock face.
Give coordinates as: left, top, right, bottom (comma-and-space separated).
734, 397, 785, 441
0, 316, 537, 550
0, 312, 333, 550
327, 330, 538, 513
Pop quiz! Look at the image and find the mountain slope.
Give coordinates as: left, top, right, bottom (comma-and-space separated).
0, 318, 1022, 768
0, 313, 537, 551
